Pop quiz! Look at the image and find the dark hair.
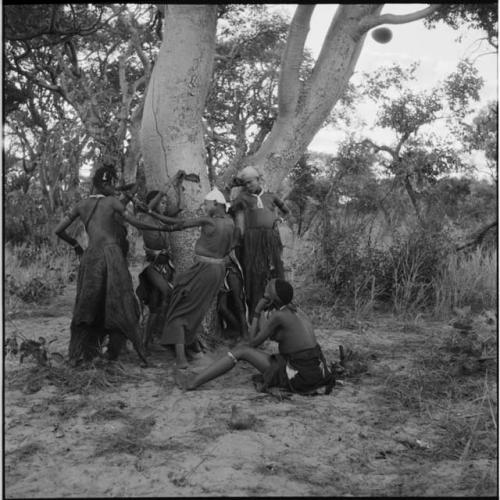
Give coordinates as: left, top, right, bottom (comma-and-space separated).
274, 279, 293, 305
93, 166, 117, 188
146, 190, 163, 205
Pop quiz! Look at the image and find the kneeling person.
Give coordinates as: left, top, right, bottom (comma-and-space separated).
178, 279, 334, 394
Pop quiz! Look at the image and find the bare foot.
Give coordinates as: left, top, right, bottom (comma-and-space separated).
176, 359, 189, 370
174, 368, 196, 391
188, 351, 204, 360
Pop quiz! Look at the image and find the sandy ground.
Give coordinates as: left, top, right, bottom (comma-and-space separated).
3, 277, 498, 497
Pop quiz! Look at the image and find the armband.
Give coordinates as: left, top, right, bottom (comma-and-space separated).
227, 351, 238, 365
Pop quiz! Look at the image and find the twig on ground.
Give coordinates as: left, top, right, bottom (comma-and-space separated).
173, 442, 219, 486
459, 370, 488, 463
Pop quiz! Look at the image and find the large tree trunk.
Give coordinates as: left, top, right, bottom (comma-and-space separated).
141, 4, 217, 271
140, 5, 220, 346
244, 4, 384, 193
138, 3, 440, 344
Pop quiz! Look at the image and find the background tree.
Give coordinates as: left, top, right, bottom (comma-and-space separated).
4, 4, 160, 240
355, 60, 483, 224
424, 3, 498, 49
462, 101, 498, 182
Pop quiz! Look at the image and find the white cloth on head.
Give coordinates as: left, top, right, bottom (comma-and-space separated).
204, 187, 227, 206
238, 166, 260, 182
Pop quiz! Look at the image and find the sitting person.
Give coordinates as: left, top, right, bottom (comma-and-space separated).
176, 278, 335, 394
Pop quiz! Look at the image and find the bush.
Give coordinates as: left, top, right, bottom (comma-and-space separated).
309, 221, 457, 315
313, 221, 390, 309
388, 228, 453, 314
5, 243, 78, 309
433, 247, 497, 316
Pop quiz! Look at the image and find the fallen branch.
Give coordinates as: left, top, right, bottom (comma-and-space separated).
456, 221, 497, 251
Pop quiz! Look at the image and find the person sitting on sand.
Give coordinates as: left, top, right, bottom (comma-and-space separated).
176, 278, 335, 394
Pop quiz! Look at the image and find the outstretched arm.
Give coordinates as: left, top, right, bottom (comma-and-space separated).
146, 211, 185, 225
121, 199, 214, 232
54, 206, 83, 255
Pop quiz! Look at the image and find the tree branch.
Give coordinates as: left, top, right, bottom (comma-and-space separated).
359, 4, 441, 32
362, 138, 396, 158
456, 221, 497, 251
278, 5, 315, 117
11, 63, 61, 93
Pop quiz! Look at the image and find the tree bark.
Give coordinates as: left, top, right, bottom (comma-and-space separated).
141, 4, 217, 271
245, 5, 383, 192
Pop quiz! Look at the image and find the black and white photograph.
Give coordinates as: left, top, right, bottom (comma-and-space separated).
3, 3, 498, 497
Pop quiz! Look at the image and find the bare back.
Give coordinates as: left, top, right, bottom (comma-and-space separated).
77, 196, 125, 249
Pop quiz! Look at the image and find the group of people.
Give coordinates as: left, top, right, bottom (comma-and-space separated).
55, 164, 334, 395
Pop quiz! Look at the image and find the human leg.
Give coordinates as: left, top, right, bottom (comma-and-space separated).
69, 320, 103, 364
144, 266, 170, 343
160, 318, 188, 368
182, 345, 273, 390
226, 271, 248, 339
218, 290, 240, 334
175, 344, 188, 369
106, 329, 126, 361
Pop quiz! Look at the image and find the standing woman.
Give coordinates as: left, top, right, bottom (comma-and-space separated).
136, 188, 183, 351
54, 166, 174, 365
149, 188, 235, 369
230, 166, 290, 317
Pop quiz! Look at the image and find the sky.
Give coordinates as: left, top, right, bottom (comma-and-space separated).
269, 4, 498, 176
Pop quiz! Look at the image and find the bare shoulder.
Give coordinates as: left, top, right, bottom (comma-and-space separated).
105, 195, 124, 212
199, 216, 216, 226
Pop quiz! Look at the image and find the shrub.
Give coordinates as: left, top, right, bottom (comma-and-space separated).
433, 247, 497, 316
388, 228, 453, 314
5, 243, 77, 309
306, 220, 458, 315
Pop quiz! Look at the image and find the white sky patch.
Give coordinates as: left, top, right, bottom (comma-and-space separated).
268, 3, 499, 163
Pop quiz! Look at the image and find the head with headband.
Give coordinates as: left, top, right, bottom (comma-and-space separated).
204, 187, 229, 215
237, 166, 262, 194
265, 278, 294, 308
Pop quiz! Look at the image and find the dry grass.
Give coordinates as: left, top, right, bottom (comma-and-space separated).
433, 248, 497, 317
5, 359, 143, 395
4, 243, 77, 316
381, 325, 497, 464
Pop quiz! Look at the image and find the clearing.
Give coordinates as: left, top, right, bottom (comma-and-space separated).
4, 277, 497, 497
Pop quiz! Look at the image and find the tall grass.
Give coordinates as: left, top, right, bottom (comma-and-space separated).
433, 248, 497, 317
4, 243, 77, 314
